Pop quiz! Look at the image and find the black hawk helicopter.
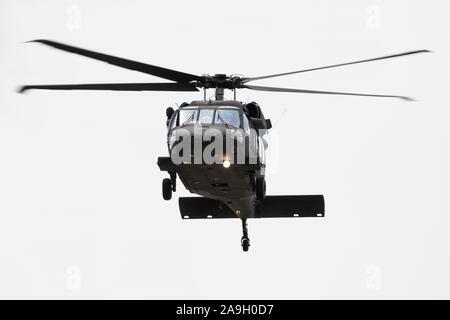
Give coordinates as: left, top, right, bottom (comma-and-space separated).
20, 40, 429, 251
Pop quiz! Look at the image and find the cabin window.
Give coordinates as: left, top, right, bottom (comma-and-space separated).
214, 109, 241, 128
242, 114, 250, 134
178, 108, 198, 126
198, 109, 214, 124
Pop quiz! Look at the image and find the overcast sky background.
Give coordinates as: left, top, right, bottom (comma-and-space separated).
1, 0, 449, 299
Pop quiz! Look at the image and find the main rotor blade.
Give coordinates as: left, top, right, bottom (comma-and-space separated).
243, 84, 413, 101
242, 50, 430, 83
27, 39, 203, 83
18, 82, 199, 93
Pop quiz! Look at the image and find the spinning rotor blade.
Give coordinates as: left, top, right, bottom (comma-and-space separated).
243, 84, 413, 101
242, 50, 430, 83
27, 40, 203, 83
18, 82, 199, 93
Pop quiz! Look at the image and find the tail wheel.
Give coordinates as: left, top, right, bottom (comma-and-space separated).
162, 178, 172, 200
256, 177, 266, 201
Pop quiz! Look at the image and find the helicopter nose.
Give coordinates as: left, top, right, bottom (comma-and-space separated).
170, 126, 247, 164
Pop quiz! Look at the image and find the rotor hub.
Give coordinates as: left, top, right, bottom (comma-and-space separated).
199, 74, 243, 90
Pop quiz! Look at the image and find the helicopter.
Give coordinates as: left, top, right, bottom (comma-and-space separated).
19, 40, 429, 251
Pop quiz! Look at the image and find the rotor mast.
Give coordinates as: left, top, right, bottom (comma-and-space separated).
212, 74, 228, 101
215, 87, 224, 101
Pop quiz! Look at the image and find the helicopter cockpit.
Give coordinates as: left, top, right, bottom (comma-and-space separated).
168, 106, 245, 131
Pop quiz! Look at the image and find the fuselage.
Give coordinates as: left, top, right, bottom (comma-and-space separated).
166, 100, 266, 218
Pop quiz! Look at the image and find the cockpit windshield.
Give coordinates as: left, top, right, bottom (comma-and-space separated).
173, 107, 242, 129
198, 109, 214, 124
178, 108, 198, 126
215, 109, 241, 128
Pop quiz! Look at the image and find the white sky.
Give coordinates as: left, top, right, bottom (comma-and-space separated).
1, 0, 449, 299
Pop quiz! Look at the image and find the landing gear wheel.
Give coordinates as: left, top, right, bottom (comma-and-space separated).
256, 177, 266, 201
162, 178, 172, 200
241, 218, 250, 252
241, 236, 250, 252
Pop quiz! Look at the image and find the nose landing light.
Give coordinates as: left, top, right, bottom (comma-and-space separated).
223, 159, 231, 168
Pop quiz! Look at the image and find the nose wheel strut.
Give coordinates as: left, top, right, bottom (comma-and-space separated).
241, 218, 250, 252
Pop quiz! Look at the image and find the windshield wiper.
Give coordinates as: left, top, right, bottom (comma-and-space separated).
216, 114, 239, 129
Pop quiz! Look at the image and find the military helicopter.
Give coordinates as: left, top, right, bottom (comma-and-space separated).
20, 40, 429, 251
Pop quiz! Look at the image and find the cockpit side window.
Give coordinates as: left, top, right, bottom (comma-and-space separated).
178, 108, 198, 126
214, 109, 241, 128
258, 136, 266, 164
168, 111, 178, 131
